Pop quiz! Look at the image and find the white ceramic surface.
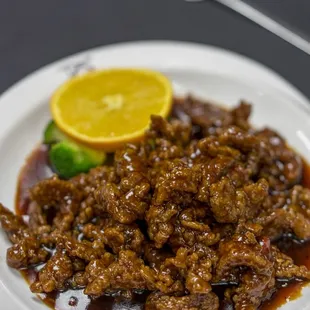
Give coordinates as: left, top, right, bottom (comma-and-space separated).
0, 41, 309, 310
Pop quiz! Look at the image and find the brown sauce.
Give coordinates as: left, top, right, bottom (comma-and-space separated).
15, 146, 310, 310
15, 144, 53, 216
21, 267, 147, 310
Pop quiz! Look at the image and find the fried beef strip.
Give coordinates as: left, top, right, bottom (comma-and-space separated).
1, 97, 310, 310
145, 291, 219, 310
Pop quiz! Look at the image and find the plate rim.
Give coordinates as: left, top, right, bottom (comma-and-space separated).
0, 40, 310, 310
0, 40, 309, 103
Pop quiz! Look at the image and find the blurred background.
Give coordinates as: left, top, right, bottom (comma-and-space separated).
1, 0, 309, 97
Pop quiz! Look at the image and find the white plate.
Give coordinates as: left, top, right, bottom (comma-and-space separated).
0, 40, 310, 310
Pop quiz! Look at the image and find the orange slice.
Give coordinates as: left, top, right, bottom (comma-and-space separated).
50, 68, 172, 151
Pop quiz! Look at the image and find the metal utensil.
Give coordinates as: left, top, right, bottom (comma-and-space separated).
186, 0, 310, 56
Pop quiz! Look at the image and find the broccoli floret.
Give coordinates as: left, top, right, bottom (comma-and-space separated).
43, 120, 67, 144
49, 140, 106, 179
43, 120, 106, 178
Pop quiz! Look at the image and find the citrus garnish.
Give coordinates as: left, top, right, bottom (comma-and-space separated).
50, 68, 172, 151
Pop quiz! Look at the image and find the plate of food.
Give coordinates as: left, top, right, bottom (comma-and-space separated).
0, 41, 310, 310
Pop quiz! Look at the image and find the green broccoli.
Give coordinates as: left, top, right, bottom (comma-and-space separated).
43, 120, 67, 144
43, 120, 106, 178
49, 140, 106, 179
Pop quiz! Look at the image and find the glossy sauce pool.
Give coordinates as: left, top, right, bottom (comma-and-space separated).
15, 145, 310, 310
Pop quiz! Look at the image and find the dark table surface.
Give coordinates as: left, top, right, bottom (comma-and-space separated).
1, 0, 309, 98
